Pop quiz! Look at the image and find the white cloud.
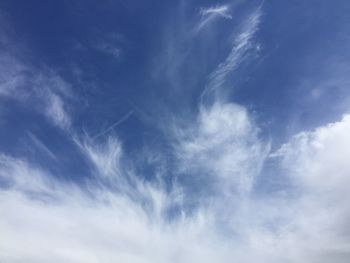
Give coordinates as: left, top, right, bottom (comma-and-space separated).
200, 5, 233, 19
2, 114, 350, 262
0, 23, 73, 130
0, 54, 28, 98
174, 102, 269, 196
0, 154, 53, 193
45, 93, 71, 129
75, 135, 123, 179
201, 8, 261, 101
171, 7, 266, 198
0, 55, 73, 129
196, 5, 233, 32
73, 134, 176, 221
0, 141, 225, 263
272, 114, 350, 193
268, 114, 350, 262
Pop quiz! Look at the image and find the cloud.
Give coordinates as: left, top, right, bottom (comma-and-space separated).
73, 134, 175, 220
268, 114, 350, 262
2, 113, 350, 262
201, 8, 261, 101
94, 42, 121, 59
0, 52, 73, 130
0, 15, 73, 130
75, 135, 124, 179
196, 5, 233, 32
272, 114, 350, 197
0, 54, 28, 98
173, 102, 269, 196
0, 154, 53, 193
200, 5, 233, 19
44, 92, 71, 129
169, 7, 267, 199
0, 139, 222, 263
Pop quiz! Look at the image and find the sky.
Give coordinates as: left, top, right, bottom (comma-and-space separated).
1, 0, 350, 262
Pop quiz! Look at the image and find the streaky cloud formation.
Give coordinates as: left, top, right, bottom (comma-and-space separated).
200, 5, 232, 19
1, 1, 350, 262
196, 4, 233, 32
201, 8, 261, 102
0, 52, 73, 129
2, 112, 350, 262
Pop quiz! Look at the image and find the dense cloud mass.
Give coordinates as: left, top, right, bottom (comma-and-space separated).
1, 1, 350, 262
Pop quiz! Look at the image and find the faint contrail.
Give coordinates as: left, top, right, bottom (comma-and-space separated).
92, 110, 134, 139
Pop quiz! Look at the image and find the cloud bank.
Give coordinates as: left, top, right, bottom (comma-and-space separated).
1, 108, 350, 262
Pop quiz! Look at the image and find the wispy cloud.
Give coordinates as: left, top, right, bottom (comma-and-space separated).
196, 5, 233, 32
200, 5, 232, 19
94, 42, 121, 59
172, 8, 266, 200
0, 52, 73, 129
2, 113, 350, 262
75, 135, 124, 179
201, 8, 261, 102
44, 92, 72, 129
173, 102, 269, 197
0, 12, 73, 130
73, 133, 175, 221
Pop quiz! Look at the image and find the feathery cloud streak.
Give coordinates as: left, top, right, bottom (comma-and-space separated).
196, 5, 233, 32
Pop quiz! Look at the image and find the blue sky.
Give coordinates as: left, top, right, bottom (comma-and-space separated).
1, 1, 350, 262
